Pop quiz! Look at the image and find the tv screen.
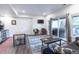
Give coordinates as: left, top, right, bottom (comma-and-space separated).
37, 20, 44, 24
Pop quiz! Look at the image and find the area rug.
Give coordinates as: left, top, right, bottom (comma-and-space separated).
0, 38, 13, 54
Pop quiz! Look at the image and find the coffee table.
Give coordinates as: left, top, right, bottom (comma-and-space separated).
40, 37, 62, 47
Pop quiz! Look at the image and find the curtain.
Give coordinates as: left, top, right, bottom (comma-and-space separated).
66, 13, 72, 43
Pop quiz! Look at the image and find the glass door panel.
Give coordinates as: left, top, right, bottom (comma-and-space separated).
59, 18, 66, 38
51, 19, 58, 37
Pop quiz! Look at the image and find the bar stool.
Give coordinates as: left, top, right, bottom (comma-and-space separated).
13, 34, 26, 47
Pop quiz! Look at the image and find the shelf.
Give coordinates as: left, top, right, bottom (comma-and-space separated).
0, 30, 9, 44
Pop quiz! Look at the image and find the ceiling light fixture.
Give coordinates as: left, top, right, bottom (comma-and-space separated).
22, 10, 26, 13
43, 12, 47, 15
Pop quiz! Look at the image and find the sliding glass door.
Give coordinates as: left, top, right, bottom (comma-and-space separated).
51, 17, 66, 40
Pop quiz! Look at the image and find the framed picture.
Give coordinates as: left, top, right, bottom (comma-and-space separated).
11, 20, 16, 25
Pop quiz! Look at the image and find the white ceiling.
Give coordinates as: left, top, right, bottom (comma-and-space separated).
0, 4, 69, 17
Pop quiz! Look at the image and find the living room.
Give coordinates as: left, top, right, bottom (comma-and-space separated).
0, 4, 79, 54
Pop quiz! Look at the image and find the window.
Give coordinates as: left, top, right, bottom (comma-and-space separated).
72, 16, 79, 37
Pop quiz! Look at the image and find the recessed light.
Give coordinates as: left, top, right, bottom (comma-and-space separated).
43, 13, 47, 15
22, 10, 26, 13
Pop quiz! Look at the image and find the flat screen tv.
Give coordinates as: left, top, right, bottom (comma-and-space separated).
37, 20, 44, 24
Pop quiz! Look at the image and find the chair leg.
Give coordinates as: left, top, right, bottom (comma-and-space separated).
13, 41, 16, 47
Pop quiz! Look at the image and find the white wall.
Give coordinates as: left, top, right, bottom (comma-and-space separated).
0, 16, 49, 37
14, 18, 33, 35
32, 16, 49, 34
0, 17, 33, 37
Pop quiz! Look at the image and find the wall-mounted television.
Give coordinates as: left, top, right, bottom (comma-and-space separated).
37, 20, 44, 24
